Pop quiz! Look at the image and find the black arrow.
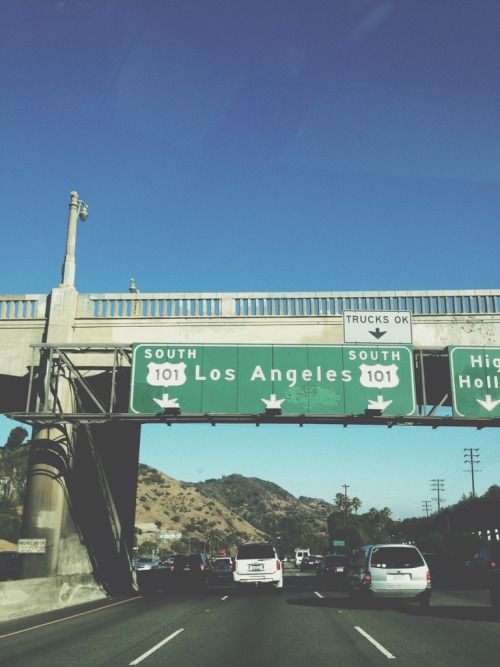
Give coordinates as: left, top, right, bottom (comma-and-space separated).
369, 328, 387, 339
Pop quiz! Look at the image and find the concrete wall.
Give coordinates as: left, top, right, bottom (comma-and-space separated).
0, 574, 106, 622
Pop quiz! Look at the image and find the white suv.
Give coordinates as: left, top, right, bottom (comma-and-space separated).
233, 542, 283, 589
347, 544, 431, 608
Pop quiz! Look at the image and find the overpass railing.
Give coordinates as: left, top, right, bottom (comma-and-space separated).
1, 290, 499, 321
0, 295, 47, 320
78, 289, 500, 319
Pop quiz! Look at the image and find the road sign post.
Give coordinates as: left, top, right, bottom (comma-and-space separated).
129, 344, 416, 417
449, 347, 500, 418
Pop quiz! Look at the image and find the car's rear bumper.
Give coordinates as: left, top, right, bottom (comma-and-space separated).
233, 572, 283, 587
368, 585, 430, 599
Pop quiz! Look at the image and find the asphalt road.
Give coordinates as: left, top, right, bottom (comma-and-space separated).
0, 571, 498, 666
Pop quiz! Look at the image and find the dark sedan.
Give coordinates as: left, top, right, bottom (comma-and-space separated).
316, 554, 348, 582
211, 557, 234, 583
300, 555, 323, 572
170, 553, 212, 590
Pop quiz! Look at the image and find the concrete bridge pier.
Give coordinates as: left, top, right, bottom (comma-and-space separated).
20, 365, 95, 581
20, 416, 141, 595
20, 422, 93, 580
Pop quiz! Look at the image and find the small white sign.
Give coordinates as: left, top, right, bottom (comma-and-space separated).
18, 538, 46, 554
159, 531, 182, 541
343, 310, 412, 344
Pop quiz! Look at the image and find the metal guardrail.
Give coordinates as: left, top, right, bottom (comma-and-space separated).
1, 290, 499, 320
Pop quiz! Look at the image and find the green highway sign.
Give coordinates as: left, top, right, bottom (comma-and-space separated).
129, 344, 416, 417
449, 347, 500, 418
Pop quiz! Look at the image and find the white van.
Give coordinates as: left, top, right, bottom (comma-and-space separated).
347, 544, 431, 608
294, 548, 310, 568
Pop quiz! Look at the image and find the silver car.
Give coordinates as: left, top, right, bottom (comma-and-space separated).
134, 557, 159, 571
347, 544, 431, 608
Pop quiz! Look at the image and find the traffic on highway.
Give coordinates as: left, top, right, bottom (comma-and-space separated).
1, 546, 499, 666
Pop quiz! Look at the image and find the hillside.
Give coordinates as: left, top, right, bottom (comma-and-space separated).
190, 474, 334, 553
135, 465, 267, 553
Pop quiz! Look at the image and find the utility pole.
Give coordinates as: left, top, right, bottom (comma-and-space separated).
464, 448, 480, 497
421, 500, 432, 517
430, 479, 445, 512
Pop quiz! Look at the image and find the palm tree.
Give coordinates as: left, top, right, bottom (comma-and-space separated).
351, 497, 362, 514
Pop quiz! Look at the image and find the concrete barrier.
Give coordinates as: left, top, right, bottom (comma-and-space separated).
0, 574, 106, 622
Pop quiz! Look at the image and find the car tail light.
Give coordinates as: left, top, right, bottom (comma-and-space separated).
200, 564, 205, 571
426, 569, 432, 583
490, 561, 497, 569
276, 560, 282, 571
363, 572, 371, 584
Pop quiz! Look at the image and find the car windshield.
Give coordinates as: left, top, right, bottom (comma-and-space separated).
371, 547, 424, 569
238, 544, 275, 559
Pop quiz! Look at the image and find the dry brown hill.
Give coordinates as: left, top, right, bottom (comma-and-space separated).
135, 464, 266, 553
135, 466, 334, 556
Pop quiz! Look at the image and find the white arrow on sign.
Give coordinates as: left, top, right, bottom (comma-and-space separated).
261, 394, 285, 409
476, 395, 500, 412
367, 394, 393, 413
153, 394, 180, 409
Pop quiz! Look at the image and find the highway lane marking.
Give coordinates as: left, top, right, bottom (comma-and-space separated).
314, 591, 325, 599
221, 595, 229, 600
354, 626, 396, 660
129, 628, 184, 665
0, 596, 142, 641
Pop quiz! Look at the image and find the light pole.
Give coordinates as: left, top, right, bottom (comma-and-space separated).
61, 190, 89, 287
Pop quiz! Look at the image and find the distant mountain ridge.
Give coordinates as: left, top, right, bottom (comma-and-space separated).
136, 468, 334, 554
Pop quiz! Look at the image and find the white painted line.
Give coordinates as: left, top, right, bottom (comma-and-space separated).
354, 626, 396, 660
129, 628, 184, 665
221, 595, 229, 600
314, 591, 325, 599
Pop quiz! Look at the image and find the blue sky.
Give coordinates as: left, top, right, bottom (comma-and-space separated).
1, 1, 500, 518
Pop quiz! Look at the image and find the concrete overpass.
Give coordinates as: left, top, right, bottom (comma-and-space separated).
0, 195, 499, 601
1, 285, 500, 598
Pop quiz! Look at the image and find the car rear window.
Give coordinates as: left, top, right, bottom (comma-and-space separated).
214, 558, 231, 569
174, 555, 202, 567
370, 547, 424, 569
324, 555, 346, 566
237, 544, 275, 559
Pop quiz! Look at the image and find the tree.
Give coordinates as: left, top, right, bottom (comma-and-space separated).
4, 427, 29, 450
351, 497, 362, 514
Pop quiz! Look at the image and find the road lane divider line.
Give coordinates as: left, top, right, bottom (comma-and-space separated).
0, 596, 142, 640
221, 595, 229, 600
129, 628, 184, 665
314, 591, 325, 599
354, 626, 396, 660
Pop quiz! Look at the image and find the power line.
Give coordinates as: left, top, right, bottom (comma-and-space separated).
430, 479, 445, 512
464, 448, 480, 497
